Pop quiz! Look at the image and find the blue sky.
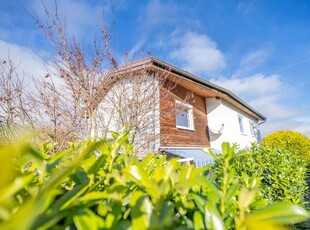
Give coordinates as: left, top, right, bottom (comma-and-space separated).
0, 0, 310, 137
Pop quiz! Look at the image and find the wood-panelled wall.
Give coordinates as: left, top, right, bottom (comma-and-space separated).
160, 83, 210, 147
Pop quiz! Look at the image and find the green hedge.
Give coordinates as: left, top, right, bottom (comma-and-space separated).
216, 144, 308, 207
0, 133, 308, 229
262, 130, 310, 162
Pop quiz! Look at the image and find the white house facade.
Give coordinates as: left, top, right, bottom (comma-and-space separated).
93, 57, 266, 165
206, 97, 261, 150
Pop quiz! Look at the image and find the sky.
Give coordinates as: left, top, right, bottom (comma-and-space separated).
0, 0, 310, 137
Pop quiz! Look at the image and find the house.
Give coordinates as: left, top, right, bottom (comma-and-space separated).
94, 57, 266, 166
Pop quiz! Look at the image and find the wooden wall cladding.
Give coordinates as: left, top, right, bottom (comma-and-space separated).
160, 83, 210, 147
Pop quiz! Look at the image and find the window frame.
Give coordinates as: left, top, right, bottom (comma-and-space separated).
249, 121, 256, 137
175, 100, 195, 131
238, 115, 245, 134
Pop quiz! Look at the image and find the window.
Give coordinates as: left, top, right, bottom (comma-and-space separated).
238, 116, 244, 134
175, 100, 194, 130
249, 121, 256, 136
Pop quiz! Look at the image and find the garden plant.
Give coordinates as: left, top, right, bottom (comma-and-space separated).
0, 132, 309, 229
262, 130, 310, 162
214, 144, 308, 207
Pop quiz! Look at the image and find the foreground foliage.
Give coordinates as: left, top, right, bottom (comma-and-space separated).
214, 144, 308, 207
262, 130, 310, 162
0, 133, 309, 229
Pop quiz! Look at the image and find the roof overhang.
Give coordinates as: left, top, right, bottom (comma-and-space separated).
150, 57, 266, 121
104, 57, 266, 121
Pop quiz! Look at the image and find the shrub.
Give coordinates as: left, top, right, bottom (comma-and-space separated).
262, 130, 310, 162
0, 134, 308, 229
215, 144, 308, 207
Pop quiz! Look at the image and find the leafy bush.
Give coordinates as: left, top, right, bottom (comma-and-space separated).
0, 133, 308, 229
262, 130, 310, 162
215, 144, 308, 207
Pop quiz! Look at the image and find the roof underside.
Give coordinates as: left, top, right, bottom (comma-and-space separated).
150, 57, 266, 121
107, 57, 266, 121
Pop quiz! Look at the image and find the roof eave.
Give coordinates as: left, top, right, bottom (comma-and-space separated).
150, 57, 266, 121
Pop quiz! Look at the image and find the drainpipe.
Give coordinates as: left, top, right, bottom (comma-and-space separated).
258, 119, 267, 126
256, 119, 267, 143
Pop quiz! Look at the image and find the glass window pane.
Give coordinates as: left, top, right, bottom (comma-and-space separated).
238, 116, 244, 133
176, 107, 189, 127
250, 122, 255, 136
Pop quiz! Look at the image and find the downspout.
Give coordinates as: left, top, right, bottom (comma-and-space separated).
257, 118, 267, 143
258, 119, 267, 126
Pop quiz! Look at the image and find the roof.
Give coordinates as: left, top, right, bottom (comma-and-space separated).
163, 147, 218, 167
150, 57, 266, 121
105, 56, 266, 121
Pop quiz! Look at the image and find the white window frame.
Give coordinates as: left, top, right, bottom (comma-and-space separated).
175, 100, 195, 131
238, 115, 245, 134
249, 121, 256, 137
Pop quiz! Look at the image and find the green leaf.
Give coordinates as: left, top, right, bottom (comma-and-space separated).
225, 184, 239, 202
78, 192, 106, 202
115, 220, 131, 230
206, 148, 218, 160
73, 208, 104, 230
105, 201, 123, 228
238, 188, 256, 209
125, 165, 151, 188
87, 154, 107, 174
157, 201, 176, 228
129, 190, 153, 229
191, 193, 206, 213
0, 175, 33, 204
195, 175, 220, 197
235, 149, 248, 158
247, 202, 310, 224
124, 165, 158, 202
193, 211, 205, 230
221, 142, 230, 158
204, 206, 224, 230
249, 199, 268, 210
52, 183, 89, 211
70, 167, 89, 185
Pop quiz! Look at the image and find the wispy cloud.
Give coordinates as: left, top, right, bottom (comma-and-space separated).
211, 73, 310, 137
29, 0, 104, 40
213, 74, 283, 98
0, 39, 45, 78
133, 0, 201, 57
233, 48, 271, 77
169, 32, 226, 75
147, 11, 309, 137
240, 49, 269, 68
237, 0, 257, 14
132, 0, 182, 50
137, 0, 180, 28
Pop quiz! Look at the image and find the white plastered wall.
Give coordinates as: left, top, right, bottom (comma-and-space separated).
206, 97, 259, 150
94, 74, 160, 156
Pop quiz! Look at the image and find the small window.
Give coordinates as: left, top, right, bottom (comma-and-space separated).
176, 100, 194, 130
249, 121, 256, 136
238, 116, 244, 134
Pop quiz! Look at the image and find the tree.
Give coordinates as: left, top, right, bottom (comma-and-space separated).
262, 130, 310, 161
0, 1, 187, 152
0, 57, 35, 142
30, 0, 117, 145
31, 1, 180, 153
95, 58, 179, 154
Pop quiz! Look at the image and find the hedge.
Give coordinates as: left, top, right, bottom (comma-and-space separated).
0, 133, 308, 229
262, 130, 310, 162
